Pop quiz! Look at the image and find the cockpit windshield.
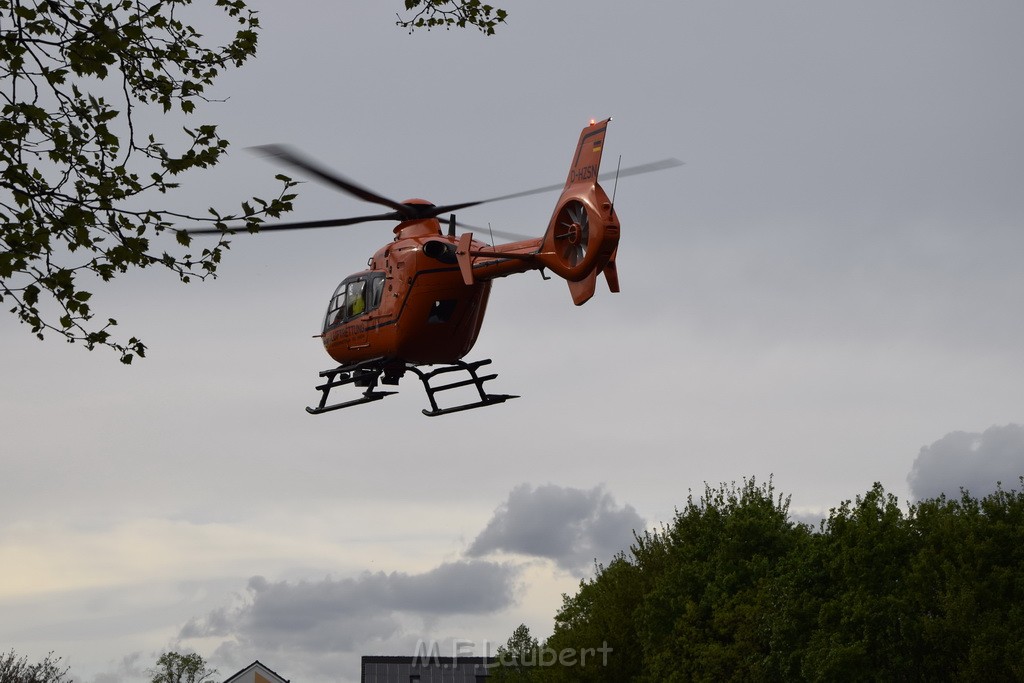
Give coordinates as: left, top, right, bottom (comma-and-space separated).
323, 272, 385, 331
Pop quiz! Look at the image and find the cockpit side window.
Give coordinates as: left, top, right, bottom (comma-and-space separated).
323, 272, 386, 332
325, 282, 348, 329
368, 273, 385, 310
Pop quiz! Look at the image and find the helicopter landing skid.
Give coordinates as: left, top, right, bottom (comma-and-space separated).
407, 359, 519, 417
306, 360, 397, 415
306, 358, 517, 417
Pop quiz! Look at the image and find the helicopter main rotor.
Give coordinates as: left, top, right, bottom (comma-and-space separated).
185, 145, 682, 236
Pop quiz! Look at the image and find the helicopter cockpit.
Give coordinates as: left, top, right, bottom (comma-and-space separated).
323, 272, 386, 331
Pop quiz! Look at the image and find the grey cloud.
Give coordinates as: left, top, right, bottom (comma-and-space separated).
89, 653, 144, 683
908, 423, 1024, 500
181, 560, 517, 655
180, 605, 234, 639
466, 483, 644, 573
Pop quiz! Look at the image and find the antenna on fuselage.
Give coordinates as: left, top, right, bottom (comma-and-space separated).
609, 155, 622, 217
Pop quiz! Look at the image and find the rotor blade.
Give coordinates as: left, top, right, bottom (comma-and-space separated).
427, 199, 490, 215
185, 156, 684, 237
252, 144, 411, 215
458, 158, 685, 207
607, 157, 685, 180
453, 219, 532, 243
184, 212, 404, 235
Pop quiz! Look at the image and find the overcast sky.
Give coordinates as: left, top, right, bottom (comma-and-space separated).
2, 1, 1024, 682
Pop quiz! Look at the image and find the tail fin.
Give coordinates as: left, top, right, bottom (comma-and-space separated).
564, 119, 609, 190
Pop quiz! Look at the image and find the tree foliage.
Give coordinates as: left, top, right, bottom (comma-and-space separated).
0, 651, 71, 683
148, 652, 216, 683
0, 0, 297, 362
490, 623, 542, 682
521, 477, 1024, 681
397, 0, 507, 35
543, 555, 644, 682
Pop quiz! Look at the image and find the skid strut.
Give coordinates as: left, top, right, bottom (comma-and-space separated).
306, 360, 397, 415
407, 359, 518, 417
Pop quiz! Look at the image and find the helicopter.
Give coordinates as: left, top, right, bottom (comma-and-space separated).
189, 119, 681, 416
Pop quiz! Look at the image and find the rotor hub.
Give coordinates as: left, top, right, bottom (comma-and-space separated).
565, 222, 583, 245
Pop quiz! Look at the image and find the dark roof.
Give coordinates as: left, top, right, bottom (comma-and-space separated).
361, 656, 495, 664
361, 655, 496, 681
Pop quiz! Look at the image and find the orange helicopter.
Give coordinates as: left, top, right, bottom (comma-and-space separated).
190, 119, 680, 416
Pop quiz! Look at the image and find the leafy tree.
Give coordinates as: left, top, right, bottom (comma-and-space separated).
534, 476, 1024, 681
634, 478, 806, 682
1, 0, 297, 362
543, 554, 644, 682
491, 623, 541, 682
148, 652, 216, 683
0, 650, 71, 683
801, 483, 919, 680
398, 0, 508, 35
889, 482, 1024, 681
801, 480, 1024, 681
